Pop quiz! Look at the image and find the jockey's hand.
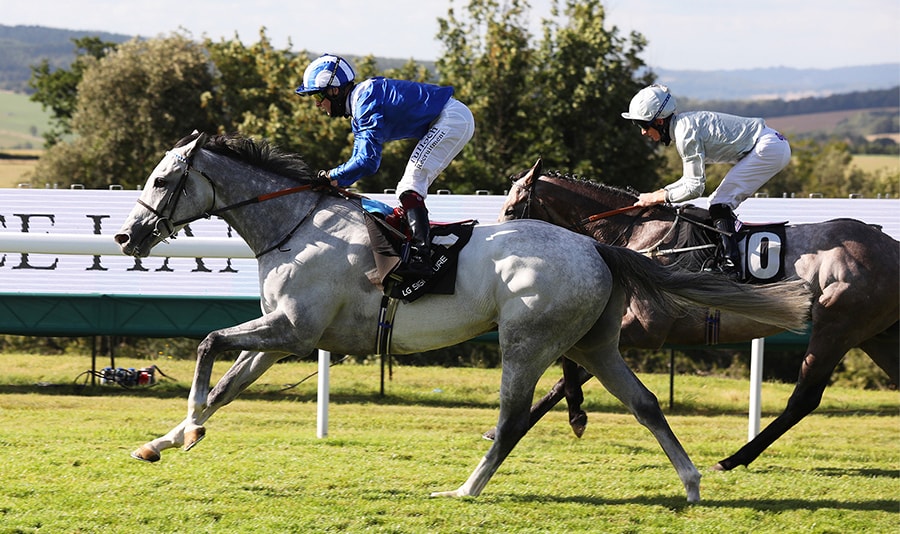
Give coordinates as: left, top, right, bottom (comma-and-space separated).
316, 169, 339, 188
634, 189, 667, 207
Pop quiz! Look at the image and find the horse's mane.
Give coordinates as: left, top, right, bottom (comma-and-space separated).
175, 132, 313, 182
538, 169, 642, 205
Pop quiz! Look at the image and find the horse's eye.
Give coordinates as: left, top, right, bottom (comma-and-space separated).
153, 177, 166, 188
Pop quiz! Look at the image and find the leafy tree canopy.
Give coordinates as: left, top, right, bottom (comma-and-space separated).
26, 1, 896, 198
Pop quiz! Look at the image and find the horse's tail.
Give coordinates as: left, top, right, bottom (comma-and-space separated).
594, 243, 811, 333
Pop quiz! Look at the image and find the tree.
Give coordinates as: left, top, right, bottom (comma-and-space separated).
532, 0, 659, 190
31, 34, 218, 189
436, 0, 544, 194
29, 36, 120, 146
202, 31, 323, 158
203, 32, 420, 193
434, 0, 660, 195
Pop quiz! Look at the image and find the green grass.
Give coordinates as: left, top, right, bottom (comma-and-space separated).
0, 91, 51, 150
0, 353, 897, 533
0, 91, 47, 187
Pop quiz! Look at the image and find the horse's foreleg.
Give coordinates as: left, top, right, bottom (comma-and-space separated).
132, 349, 267, 461
131, 422, 188, 462
183, 347, 286, 450
134, 311, 303, 462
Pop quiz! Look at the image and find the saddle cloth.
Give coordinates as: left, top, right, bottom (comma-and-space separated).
679, 206, 787, 284
362, 200, 476, 303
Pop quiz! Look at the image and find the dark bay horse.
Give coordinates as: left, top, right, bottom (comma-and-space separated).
114, 134, 811, 501
496, 159, 899, 471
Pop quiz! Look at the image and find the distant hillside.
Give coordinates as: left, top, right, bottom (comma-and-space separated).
681, 86, 899, 118
1, 24, 898, 102
0, 25, 132, 92
655, 65, 900, 101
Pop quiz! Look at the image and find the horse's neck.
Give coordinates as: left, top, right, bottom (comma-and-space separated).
555, 183, 675, 248
197, 153, 346, 255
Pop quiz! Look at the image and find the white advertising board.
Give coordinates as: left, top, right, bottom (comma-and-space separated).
1, 188, 896, 298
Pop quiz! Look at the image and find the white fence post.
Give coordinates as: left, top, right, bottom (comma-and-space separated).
317, 350, 330, 438
748, 338, 765, 440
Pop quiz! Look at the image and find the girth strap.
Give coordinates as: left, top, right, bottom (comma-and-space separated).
375, 293, 400, 357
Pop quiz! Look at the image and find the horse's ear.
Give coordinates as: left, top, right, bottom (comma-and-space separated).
523, 157, 543, 181
186, 132, 209, 157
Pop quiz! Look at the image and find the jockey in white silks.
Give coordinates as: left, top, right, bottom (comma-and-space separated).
623, 83, 791, 276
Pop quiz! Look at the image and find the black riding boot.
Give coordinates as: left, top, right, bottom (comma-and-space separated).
397, 192, 433, 279
709, 203, 742, 277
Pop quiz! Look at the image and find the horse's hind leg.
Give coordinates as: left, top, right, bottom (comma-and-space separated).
571, 333, 701, 502
481, 361, 592, 441
713, 335, 845, 471
859, 321, 899, 385
433, 345, 554, 497
563, 358, 589, 437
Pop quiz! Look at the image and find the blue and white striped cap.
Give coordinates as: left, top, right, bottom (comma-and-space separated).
295, 54, 356, 95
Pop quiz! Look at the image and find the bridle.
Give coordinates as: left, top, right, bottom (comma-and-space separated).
137, 148, 327, 257
137, 151, 215, 242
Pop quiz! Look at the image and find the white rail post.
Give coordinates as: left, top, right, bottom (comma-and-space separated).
748, 338, 765, 440
316, 350, 330, 438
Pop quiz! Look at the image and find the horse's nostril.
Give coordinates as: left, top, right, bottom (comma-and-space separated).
114, 233, 129, 245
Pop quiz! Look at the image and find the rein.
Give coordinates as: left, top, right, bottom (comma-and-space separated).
579, 205, 644, 225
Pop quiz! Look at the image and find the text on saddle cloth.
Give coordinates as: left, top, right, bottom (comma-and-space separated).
736, 223, 787, 284
363, 213, 477, 302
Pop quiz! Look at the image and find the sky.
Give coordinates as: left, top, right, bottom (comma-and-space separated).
5, 0, 900, 71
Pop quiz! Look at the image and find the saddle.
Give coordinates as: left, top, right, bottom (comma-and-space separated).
361, 198, 476, 303
679, 206, 788, 284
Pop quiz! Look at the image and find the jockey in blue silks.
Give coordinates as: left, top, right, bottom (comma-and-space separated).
296, 54, 475, 279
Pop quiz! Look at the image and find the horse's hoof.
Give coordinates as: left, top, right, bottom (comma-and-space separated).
430, 490, 462, 498
131, 445, 161, 463
570, 412, 588, 438
709, 463, 726, 471
481, 429, 496, 441
184, 426, 206, 451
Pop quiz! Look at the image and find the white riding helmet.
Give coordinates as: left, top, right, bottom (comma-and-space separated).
295, 54, 356, 95
621, 84, 677, 123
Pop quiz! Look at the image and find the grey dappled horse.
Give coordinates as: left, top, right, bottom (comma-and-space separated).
496, 159, 899, 471
115, 133, 811, 501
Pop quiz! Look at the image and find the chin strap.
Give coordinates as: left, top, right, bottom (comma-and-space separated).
326, 82, 355, 117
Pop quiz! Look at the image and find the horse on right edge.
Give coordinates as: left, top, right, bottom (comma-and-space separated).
493, 158, 899, 472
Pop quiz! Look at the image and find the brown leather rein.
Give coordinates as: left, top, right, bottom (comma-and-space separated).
578, 205, 644, 226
